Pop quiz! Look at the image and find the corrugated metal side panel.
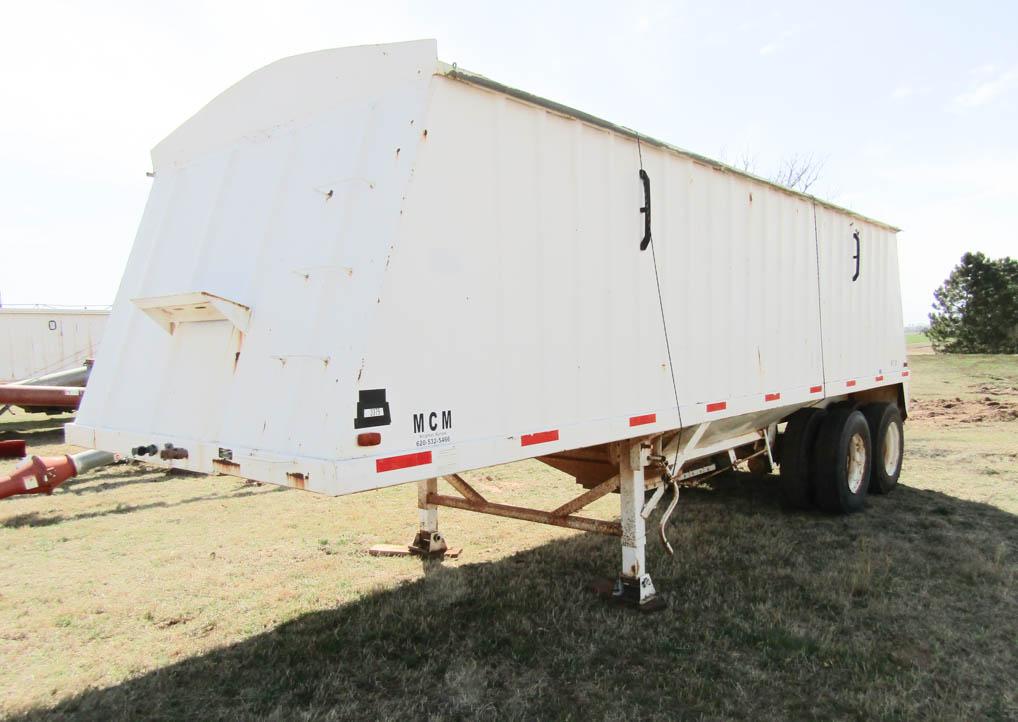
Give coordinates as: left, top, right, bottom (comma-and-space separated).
815, 206, 907, 386
0, 311, 108, 382
440, 64, 899, 234
366, 76, 828, 460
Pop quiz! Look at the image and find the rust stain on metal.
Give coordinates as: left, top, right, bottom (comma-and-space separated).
443, 473, 487, 503
212, 459, 241, 475
287, 472, 307, 490
232, 330, 245, 372
550, 474, 620, 517
427, 493, 621, 536
159, 446, 188, 460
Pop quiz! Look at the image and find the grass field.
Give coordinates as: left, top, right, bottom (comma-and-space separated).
905, 331, 932, 355
2, 351, 1016, 720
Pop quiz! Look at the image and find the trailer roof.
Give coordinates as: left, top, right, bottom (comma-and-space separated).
0, 305, 111, 315
438, 62, 901, 233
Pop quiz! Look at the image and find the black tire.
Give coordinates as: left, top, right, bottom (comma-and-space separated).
862, 403, 903, 494
779, 408, 827, 509
747, 453, 772, 475
812, 407, 871, 514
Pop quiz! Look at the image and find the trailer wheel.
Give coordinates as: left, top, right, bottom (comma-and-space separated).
778, 408, 826, 509
747, 454, 772, 475
862, 403, 903, 494
812, 407, 871, 514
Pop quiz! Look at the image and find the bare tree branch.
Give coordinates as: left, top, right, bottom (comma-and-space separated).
717, 149, 826, 194
736, 151, 756, 173
771, 153, 824, 193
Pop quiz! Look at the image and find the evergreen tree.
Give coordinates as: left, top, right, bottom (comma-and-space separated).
928, 252, 1018, 353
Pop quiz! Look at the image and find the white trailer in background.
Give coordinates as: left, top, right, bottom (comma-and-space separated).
67, 40, 908, 608
0, 306, 108, 383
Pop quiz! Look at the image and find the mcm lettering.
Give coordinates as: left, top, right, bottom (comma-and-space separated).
413, 410, 452, 434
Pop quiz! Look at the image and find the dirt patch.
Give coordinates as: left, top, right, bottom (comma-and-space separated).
975, 383, 1018, 396
909, 396, 1018, 425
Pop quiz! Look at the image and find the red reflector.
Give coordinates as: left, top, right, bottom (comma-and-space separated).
810, 385, 823, 393
846, 380, 857, 387
875, 375, 884, 382
357, 432, 381, 447
902, 370, 910, 377
629, 413, 656, 427
764, 393, 780, 402
375, 451, 431, 473
521, 429, 559, 446
706, 401, 727, 413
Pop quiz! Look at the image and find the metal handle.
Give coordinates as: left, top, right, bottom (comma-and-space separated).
852, 230, 860, 281
639, 169, 652, 251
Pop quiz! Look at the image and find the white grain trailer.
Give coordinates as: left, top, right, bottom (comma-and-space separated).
0, 306, 108, 383
67, 40, 908, 608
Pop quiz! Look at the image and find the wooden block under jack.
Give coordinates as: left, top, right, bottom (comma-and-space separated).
368, 544, 462, 559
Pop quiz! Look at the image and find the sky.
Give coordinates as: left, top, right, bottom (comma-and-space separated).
0, 0, 1015, 325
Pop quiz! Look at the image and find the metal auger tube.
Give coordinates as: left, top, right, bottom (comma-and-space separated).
70, 449, 117, 475
0, 449, 118, 500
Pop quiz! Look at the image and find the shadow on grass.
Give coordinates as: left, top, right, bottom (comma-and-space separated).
59, 464, 167, 495
10, 473, 1018, 721
0, 414, 74, 435
1, 487, 285, 529
0, 426, 66, 445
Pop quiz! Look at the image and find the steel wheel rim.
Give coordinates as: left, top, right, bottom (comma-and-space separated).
883, 423, 901, 477
846, 432, 867, 494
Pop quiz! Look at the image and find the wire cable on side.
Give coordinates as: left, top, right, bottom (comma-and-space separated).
637, 134, 684, 480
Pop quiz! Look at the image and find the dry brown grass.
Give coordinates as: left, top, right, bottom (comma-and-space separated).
1, 353, 1016, 720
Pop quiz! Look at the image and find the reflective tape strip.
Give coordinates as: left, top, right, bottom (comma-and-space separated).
376, 451, 432, 473
846, 380, 857, 387
902, 370, 910, 377
629, 413, 656, 427
810, 385, 823, 394
875, 375, 884, 382
706, 401, 727, 413
764, 393, 781, 402
521, 429, 559, 447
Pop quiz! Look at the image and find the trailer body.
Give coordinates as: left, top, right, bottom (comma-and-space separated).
0, 307, 108, 383
67, 40, 907, 497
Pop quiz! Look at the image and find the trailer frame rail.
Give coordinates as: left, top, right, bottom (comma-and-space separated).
424, 472, 622, 537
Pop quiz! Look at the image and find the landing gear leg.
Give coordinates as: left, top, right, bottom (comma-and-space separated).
613, 439, 665, 611
409, 477, 448, 557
